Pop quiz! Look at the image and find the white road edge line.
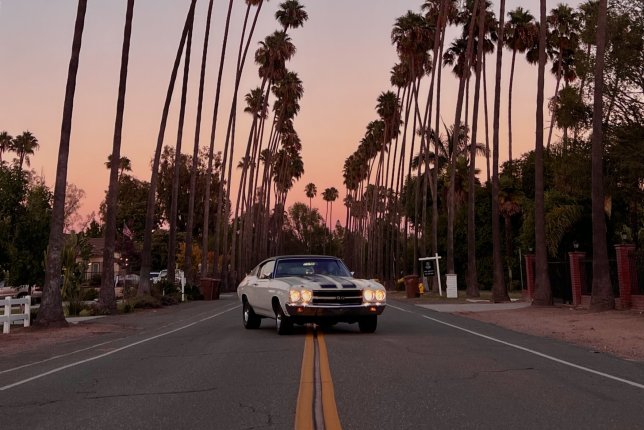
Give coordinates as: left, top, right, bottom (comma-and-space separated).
0, 339, 119, 375
1, 306, 231, 376
390, 304, 644, 390
0, 305, 240, 391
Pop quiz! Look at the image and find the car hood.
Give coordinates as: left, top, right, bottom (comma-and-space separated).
276, 275, 381, 290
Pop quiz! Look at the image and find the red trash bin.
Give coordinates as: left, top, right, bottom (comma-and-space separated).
403, 275, 420, 298
200, 278, 221, 300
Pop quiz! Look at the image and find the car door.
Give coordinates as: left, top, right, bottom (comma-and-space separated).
253, 260, 275, 315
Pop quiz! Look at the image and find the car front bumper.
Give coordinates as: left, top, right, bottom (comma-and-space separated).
285, 303, 385, 324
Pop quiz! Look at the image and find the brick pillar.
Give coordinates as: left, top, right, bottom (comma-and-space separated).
568, 251, 586, 306
615, 244, 636, 310
525, 254, 535, 300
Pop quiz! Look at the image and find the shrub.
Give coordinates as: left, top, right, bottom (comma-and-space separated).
66, 299, 83, 317
157, 279, 178, 296
130, 294, 162, 309
184, 283, 203, 300
81, 287, 98, 301
118, 302, 133, 314
160, 295, 179, 306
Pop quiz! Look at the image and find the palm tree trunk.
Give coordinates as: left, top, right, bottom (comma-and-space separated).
185, 0, 214, 285
546, 61, 562, 150
213, 2, 263, 281
201, 0, 234, 277
491, 0, 509, 302
483, 54, 491, 184
448, 0, 479, 274
433, 18, 447, 262
466, 0, 485, 298
37, 0, 87, 327
167, 18, 194, 285
138, 0, 195, 295
100, 0, 134, 312
532, 0, 552, 306
589, 0, 613, 311
508, 49, 517, 164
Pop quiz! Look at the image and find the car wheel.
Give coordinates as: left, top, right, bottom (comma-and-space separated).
275, 305, 292, 335
358, 316, 377, 333
243, 300, 261, 329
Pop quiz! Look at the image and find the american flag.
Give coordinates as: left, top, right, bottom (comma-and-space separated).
122, 223, 133, 240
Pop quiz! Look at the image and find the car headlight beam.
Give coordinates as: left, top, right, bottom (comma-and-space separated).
363, 289, 375, 302
289, 289, 301, 303
301, 289, 312, 304
290, 288, 312, 304
375, 290, 386, 302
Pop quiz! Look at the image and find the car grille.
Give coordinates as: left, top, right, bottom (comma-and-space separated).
312, 290, 363, 306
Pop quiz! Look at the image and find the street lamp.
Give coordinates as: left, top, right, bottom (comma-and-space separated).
573, 240, 579, 251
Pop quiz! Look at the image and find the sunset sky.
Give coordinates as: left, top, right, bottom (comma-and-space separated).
1, 0, 582, 229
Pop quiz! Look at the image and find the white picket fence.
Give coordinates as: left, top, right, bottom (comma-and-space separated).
1, 295, 31, 334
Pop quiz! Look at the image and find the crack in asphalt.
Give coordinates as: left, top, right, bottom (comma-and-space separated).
84, 386, 218, 400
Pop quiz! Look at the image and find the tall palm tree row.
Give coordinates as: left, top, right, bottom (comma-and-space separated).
138, 0, 196, 295
226, 1, 308, 281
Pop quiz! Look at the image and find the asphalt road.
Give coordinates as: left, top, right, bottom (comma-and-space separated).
1, 295, 643, 429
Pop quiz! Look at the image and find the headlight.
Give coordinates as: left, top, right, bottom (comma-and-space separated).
375, 290, 386, 302
363, 289, 375, 302
301, 289, 313, 304
289, 289, 301, 303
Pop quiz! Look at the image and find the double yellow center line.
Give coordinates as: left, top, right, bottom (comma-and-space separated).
295, 327, 342, 430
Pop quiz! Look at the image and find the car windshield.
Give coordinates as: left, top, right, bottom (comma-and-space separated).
274, 258, 352, 278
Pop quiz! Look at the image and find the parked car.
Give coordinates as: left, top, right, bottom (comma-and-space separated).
154, 269, 186, 288
237, 255, 386, 334
0, 284, 42, 302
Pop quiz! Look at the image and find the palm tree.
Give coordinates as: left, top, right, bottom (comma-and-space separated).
37, 0, 87, 327
305, 182, 317, 210
12, 131, 39, 170
166, 8, 194, 286
201, 0, 234, 277
211, 1, 273, 279
589, 0, 613, 311
532, 0, 552, 306
138, 0, 196, 295
275, 0, 308, 33
466, 0, 487, 298
546, 4, 580, 149
504, 7, 538, 164
105, 154, 132, 180
491, 0, 510, 302
447, 0, 479, 276
327, 187, 339, 230
0, 131, 12, 164
184, 0, 215, 285
100, 0, 135, 313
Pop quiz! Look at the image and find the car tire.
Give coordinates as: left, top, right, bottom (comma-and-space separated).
275, 305, 292, 335
358, 316, 377, 333
243, 300, 261, 329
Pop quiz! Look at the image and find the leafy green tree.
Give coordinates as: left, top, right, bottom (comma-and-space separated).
0, 167, 52, 287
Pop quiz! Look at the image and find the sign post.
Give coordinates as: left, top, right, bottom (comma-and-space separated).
419, 254, 442, 296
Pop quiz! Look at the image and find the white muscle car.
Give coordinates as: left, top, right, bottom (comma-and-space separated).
237, 256, 386, 334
